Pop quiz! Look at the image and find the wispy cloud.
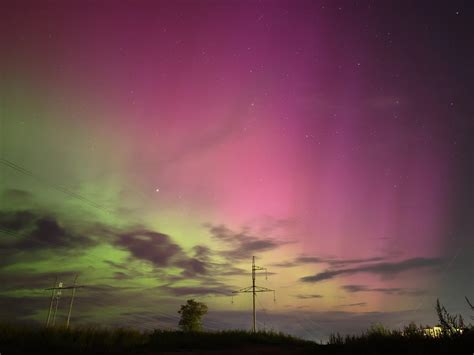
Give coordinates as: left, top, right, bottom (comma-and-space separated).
156, 284, 234, 297
272, 255, 386, 268
300, 257, 442, 283
341, 284, 425, 296
293, 294, 323, 299
206, 224, 288, 261
337, 302, 367, 307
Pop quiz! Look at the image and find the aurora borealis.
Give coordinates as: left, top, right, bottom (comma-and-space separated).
0, 0, 473, 340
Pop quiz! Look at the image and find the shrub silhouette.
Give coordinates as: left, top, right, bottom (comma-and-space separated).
436, 298, 465, 334
402, 322, 424, 337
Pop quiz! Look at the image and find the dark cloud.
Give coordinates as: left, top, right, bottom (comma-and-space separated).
115, 229, 211, 277
113, 224, 283, 280
207, 224, 287, 261
1, 188, 33, 202
156, 283, 234, 297
272, 255, 386, 268
294, 294, 323, 299
0, 295, 49, 321
193, 245, 212, 259
342, 284, 425, 296
326, 257, 387, 267
1, 208, 214, 281
338, 302, 367, 307
84, 284, 140, 293
115, 230, 182, 267
104, 260, 128, 270
300, 257, 443, 283
176, 258, 208, 277
0, 210, 97, 250
0, 210, 36, 230
190, 244, 248, 277
211, 262, 247, 276
271, 261, 300, 267
113, 272, 129, 280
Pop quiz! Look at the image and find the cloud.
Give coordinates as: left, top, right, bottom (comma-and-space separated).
207, 224, 287, 261
0, 295, 50, 321
116, 230, 182, 267
341, 284, 425, 296
9, 217, 238, 283
0, 207, 213, 281
294, 294, 323, 299
1, 188, 33, 203
115, 229, 210, 277
0, 210, 35, 230
0, 210, 97, 250
104, 260, 129, 270
337, 302, 367, 307
272, 255, 386, 268
193, 245, 212, 260
300, 257, 443, 283
157, 284, 234, 297
325, 257, 387, 267
176, 258, 208, 277
113, 271, 130, 280
271, 261, 301, 267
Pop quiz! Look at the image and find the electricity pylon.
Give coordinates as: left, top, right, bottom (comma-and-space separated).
45, 274, 84, 328
232, 256, 275, 332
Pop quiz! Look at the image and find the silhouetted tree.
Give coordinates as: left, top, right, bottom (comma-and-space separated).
178, 299, 208, 332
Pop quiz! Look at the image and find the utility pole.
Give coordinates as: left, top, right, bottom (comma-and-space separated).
232, 256, 275, 332
45, 275, 84, 328
51, 282, 63, 327
66, 274, 79, 329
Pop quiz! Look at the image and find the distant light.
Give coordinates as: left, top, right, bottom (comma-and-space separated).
155, 188, 160, 192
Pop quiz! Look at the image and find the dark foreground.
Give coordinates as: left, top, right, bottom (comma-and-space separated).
0, 323, 473, 354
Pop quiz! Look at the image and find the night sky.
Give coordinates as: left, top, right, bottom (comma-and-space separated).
0, 0, 473, 341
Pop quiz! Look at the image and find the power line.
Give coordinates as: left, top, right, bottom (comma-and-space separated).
0, 158, 110, 213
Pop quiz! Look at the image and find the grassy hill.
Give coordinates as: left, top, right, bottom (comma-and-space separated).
0, 322, 473, 354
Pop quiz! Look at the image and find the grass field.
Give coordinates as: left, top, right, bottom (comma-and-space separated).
0, 322, 473, 354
